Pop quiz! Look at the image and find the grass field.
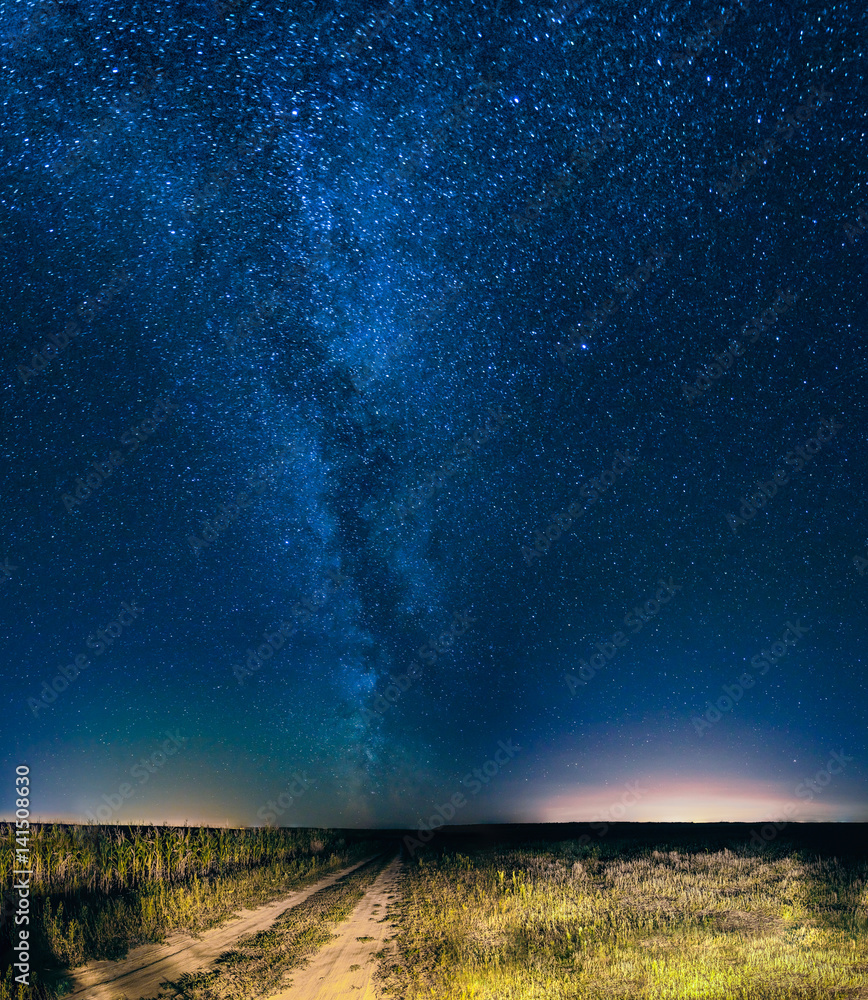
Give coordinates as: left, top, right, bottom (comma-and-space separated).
380, 837, 868, 999
5, 825, 867, 1000
0, 823, 372, 999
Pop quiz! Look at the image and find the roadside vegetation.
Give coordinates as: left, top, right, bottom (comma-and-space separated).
150, 852, 392, 999
0, 823, 373, 999
380, 838, 868, 999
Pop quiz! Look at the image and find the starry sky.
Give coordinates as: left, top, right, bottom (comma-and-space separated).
2, 0, 867, 829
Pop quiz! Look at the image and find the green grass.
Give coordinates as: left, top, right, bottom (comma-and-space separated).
379, 840, 868, 999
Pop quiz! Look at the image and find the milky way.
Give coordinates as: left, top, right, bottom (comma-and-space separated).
2, 0, 866, 827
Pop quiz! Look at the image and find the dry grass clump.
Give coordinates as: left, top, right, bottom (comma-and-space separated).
380, 840, 868, 1000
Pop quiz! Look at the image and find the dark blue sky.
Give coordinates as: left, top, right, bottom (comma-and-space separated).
1, 0, 866, 828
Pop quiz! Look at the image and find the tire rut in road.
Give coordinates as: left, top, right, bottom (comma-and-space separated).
149, 853, 395, 1000
265, 855, 403, 999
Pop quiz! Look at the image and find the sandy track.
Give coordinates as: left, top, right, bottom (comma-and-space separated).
266, 854, 402, 1000
65, 856, 376, 1000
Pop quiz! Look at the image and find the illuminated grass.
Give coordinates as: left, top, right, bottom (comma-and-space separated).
380, 842, 868, 999
0, 824, 373, 1000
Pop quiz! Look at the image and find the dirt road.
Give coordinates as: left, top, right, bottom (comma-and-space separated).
65, 856, 376, 1000
265, 854, 402, 999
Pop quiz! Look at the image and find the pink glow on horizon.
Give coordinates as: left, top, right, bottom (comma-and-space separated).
536, 775, 864, 823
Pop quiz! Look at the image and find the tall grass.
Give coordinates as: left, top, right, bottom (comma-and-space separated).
380, 839, 868, 999
0, 823, 334, 896
0, 824, 369, 1000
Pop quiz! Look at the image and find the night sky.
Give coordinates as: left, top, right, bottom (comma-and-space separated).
2, 0, 867, 830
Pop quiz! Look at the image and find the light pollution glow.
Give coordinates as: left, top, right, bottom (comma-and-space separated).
535, 774, 868, 824
15, 770, 867, 830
